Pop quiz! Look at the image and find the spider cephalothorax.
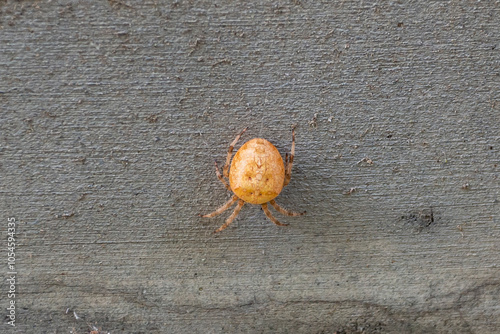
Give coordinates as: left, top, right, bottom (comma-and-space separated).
201, 127, 305, 233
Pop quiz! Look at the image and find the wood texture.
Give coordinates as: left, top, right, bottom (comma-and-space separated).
1, 1, 499, 333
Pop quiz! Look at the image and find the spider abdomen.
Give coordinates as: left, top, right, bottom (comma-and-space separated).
229, 138, 285, 204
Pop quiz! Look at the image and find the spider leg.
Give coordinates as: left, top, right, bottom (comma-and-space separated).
223, 127, 248, 178
214, 160, 231, 190
201, 195, 238, 218
283, 127, 295, 187
214, 199, 245, 233
261, 202, 289, 227
269, 199, 306, 216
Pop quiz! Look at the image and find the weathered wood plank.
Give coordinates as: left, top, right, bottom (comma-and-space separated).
1, 1, 499, 333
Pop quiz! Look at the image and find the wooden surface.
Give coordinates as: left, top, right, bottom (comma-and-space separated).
1, 1, 499, 333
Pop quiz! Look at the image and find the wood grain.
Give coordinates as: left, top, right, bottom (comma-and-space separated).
1, 1, 499, 333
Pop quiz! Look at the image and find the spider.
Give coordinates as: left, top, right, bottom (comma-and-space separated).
201, 126, 305, 233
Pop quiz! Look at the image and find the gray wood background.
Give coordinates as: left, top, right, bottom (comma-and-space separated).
1, 1, 499, 333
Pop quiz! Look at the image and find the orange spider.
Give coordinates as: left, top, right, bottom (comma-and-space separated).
201, 127, 305, 233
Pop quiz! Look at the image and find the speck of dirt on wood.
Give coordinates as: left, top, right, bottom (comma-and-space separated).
308, 113, 318, 128
344, 187, 357, 195
401, 208, 435, 232
357, 157, 374, 166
